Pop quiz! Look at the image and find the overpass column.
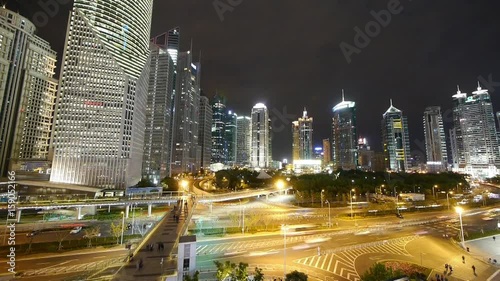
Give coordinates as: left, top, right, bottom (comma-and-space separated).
125, 205, 130, 219
77, 207, 82, 220
16, 209, 22, 223
148, 204, 152, 217
266, 194, 269, 201
108, 205, 111, 213
285, 189, 288, 195
209, 203, 213, 214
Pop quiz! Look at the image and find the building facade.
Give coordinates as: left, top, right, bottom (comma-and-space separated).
236, 116, 251, 166
198, 95, 212, 170
50, 0, 153, 188
381, 100, 411, 172
331, 93, 357, 170
450, 86, 467, 170
251, 103, 270, 168
358, 138, 374, 171
292, 108, 313, 162
211, 94, 227, 164
459, 84, 500, 178
225, 110, 237, 166
142, 33, 177, 185
171, 51, 201, 174
322, 138, 331, 164
0, 8, 58, 176
423, 106, 448, 172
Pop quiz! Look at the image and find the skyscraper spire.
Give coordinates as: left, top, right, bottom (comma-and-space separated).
390, 98, 393, 107
342, 89, 345, 101
457, 85, 461, 94
477, 81, 481, 91
303, 107, 307, 118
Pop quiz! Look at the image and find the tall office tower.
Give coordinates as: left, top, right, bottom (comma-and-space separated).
459, 83, 500, 178
450, 86, 467, 170
142, 34, 177, 184
50, 0, 153, 188
381, 100, 411, 172
251, 103, 270, 168
331, 92, 358, 170
322, 138, 331, 164
198, 95, 212, 170
358, 137, 374, 171
268, 117, 273, 165
236, 116, 251, 166
211, 94, 227, 164
292, 121, 300, 161
0, 8, 58, 176
225, 110, 238, 166
423, 106, 448, 172
171, 51, 201, 174
292, 108, 313, 161
151, 28, 180, 66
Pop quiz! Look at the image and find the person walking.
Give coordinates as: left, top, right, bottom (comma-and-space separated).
462, 255, 465, 263
472, 265, 476, 274
493, 236, 496, 241
449, 265, 453, 272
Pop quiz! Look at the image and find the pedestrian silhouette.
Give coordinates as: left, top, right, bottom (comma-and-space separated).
472, 265, 476, 274
493, 236, 496, 241
462, 255, 465, 263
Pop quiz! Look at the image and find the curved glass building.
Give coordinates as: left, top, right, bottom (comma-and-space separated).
50, 0, 153, 188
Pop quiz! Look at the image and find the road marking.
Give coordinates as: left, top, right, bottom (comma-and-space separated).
327, 254, 334, 271
320, 254, 327, 269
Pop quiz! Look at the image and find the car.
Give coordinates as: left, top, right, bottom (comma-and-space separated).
144, 222, 153, 229
70, 226, 83, 234
126, 223, 132, 230
396, 213, 404, 219
26, 230, 40, 237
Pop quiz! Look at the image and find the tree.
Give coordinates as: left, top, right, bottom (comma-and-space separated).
160, 177, 179, 191
214, 260, 235, 281
83, 225, 101, 247
137, 178, 155, 187
360, 262, 402, 281
55, 229, 71, 251
183, 271, 199, 281
233, 262, 248, 281
110, 221, 123, 244
253, 267, 264, 281
285, 270, 308, 281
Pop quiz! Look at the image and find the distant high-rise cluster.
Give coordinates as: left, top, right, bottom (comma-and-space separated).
4, 3, 500, 188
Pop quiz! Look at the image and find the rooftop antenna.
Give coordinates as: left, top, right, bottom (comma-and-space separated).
342, 89, 345, 102
390, 98, 393, 107
477, 81, 482, 91
457, 85, 461, 94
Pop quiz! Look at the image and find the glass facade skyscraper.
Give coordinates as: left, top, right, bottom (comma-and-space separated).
211, 94, 227, 164
381, 100, 411, 172
0, 8, 58, 176
251, 103, 270, 168
236, 116, 251, 166
332, 93, 357, 170
50, 0, 153, 188
225, 110, 238, 166
198, 95, 213, 170
459, 84, 500, 178
142, 31, 178, 185
292, 108, 313, 161
171, 51, 201, 174
423, 106, 447, 172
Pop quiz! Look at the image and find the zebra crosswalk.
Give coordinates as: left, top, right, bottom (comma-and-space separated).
22, 257, 124, 277
294, 236, 419, 281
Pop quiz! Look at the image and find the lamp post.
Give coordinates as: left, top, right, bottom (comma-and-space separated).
325, 200, 331, 227
120, 211, 125, 245
321, 189, 325, 208
282, 225, 288, 278
131, 203, 137, 235
433, 185, 438, 200
456, 207, 466, 249
349, 188, 355, 221
447, 191, 453, 211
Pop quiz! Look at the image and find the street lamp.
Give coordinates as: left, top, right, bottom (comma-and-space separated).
276, 180, 285, 194
321, 189, 325, 208
281, 225, 288, 278
433, 185, 438, 199
325, 200, 331, 227
455, 207, 466, 249
447, 191, 453, 211
120, 211, 125, 245
349, 189, 355, 221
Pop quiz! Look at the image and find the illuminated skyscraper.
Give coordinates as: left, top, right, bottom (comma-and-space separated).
0, 8, 58, 176
251, 103, 270, 168
198, 95, 212, 170
171, 51, 201, 174
423, 106, 448, 172
381, 99, 411, 172
225, 110, 237, 166
142, 31, 178, 184
211, 94, 227, 164
322, 138, 331, 164
332, 91, 357, 170
459, 83, 500, 178
292, 108, 313, 161
50, 0, 153, 188
236, 116, 251, 166
450, 86, 467, 170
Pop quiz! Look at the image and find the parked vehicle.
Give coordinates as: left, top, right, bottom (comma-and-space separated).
70, 226, 83, 234
26, 230, 40, 237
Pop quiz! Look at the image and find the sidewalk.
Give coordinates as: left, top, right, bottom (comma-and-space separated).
112, 200, 191, 281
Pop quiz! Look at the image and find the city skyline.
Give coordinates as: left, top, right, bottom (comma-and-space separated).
7, 1, 500, 162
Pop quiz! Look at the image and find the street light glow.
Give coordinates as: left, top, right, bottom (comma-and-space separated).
276, 180, 285, 189
180, 180, 189, 189
455, 206, 463, 214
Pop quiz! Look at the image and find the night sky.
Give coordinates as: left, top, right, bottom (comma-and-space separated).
7, 0, 500, 162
